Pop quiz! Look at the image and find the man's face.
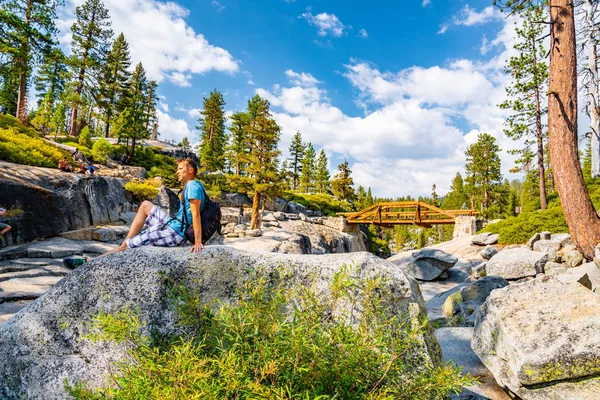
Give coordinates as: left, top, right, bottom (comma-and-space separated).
176, 162, 192, 182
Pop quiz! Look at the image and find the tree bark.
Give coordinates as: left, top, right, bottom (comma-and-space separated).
532, 35, 548, 209
15, 0, 32, 121
250, 191, 261, 230
548, 0, 600, 259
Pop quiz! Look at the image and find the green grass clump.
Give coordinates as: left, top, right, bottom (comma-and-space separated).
0, 127, 71, 167
124, 180, 160, 203
67, 268, 472, 399
480, 207, 568, 245
0, 114, 38, 136
282, 191, 353, 216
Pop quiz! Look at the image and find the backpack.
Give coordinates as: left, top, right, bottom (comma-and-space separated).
180, 183, 222, 244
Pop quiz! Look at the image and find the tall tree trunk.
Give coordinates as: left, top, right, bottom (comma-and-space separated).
15, 0, 32, 121
532, 34, 548, 209
548, 0, 600, 259
586, 0, 600, 178
129, 136, 136, 159
250, 191, 261, 230
104, 121, 110, 138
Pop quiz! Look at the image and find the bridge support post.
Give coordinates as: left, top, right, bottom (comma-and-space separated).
453, 216, 482, 239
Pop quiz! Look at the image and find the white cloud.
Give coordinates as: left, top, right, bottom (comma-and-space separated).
285, 69, 321, 87
156, 110, 195, 144
247, 79, 256, 85
422, 0, 431, 6
438, 5, 502, 34
158, 101, 169, 112
358, 29, 368, 39
211, 0, 225, 12
300, 11, 348, 37
58, 0, 239, 86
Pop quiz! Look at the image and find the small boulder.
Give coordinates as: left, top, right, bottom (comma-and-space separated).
287, 201, 307, 215
540, 231, 551, 240
273, 212, 286, 221
486, 248, 548, 280
532, 240, 561, 262
299, 213, 308, 222
460, 276, 508, 304
564, 249, 584, 268
399, 248, 458, 281
544, 262, 568, 276
551, 233, 573, 247
480, 245, 497, 260
471, 232, 499, 246
471, 262, 487, 279
262, 212, 277, 222
244, 229, 262, 238
526, 232, 540, 250
555, 272, 593, 290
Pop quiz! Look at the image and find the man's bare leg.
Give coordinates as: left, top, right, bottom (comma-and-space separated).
93, 200, 154, 260
1, 225, 10, 235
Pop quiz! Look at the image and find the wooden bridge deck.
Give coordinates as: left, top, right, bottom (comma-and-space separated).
338, 201, 479, 228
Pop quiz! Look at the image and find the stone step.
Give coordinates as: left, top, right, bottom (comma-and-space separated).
60, 225, 130, 242
0, 300, 32, 324
0, 258, 65, 274
0, 237, 117, 261
0, 276, 64, 302
0, 266, 71, 282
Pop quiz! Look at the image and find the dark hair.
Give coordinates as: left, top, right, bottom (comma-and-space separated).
178, 158, 198, 176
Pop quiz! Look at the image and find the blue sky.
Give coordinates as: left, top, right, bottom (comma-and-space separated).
57, 0, 547, 197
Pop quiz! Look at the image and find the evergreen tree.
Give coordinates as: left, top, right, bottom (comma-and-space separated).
288, 131, 305, 190
120, 63, 150, 158
144, 80, 158, 136
31, 91, 53, 135
331, 160, 355, 201
0, 63, 19, 115
299, 142, 316, 193
465, 133, 503, 211
279, 159, 294, 190
442, 172, 468, 209
244, 95, 281, 229
50, 101, 66, 137
34, 47, 67, 108
314, 149, 330, 193
197, 89, 227, 172
79, 125, 92, 148
355, 186, 368, 210
179, 137, 191, 155
499, 5, 549, 209
228, 111, 249, 175
2, 0, 60, 120
431, 184, 439, 207
98, 32, 131, 138
69, 0, 113, 135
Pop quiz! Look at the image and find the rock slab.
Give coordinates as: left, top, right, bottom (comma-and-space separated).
395, 248, 459, 281
0, 246, 440, 400
473, 277, 600, 399
486, 248, 548, 280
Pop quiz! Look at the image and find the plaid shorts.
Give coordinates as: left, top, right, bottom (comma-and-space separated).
126, 206, 184, 249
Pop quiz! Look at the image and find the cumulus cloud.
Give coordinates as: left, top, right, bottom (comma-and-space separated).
438, 5, 502, 34
156, 110, 195, 144
58, 0, 239, 86
211, 0, 225, 12
300, 11, 348, 37
422, 0, 431, 6
285, 69, 321, 87
358, 29, 368, 39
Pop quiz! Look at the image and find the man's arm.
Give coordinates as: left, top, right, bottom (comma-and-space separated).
189, 199, 203, 254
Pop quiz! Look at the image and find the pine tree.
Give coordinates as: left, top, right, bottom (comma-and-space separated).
120, 63, 150, 158
279, 159, 294, 190
179, 137, 191, 155
465, 133, 502, 211
98, 32, 131, 138
331, 160, 355, 201
144, 80, 158, 136
442, 172, 468, 209
499, 5, 549, 209
228, 111, 249, 175
244, 95, 281, 229
288, 131, 305, 190
314, 149, 330, 193
31, 91, 54, 135
197, 89, 227, 172
34, 47, 67, 108
431, 184, 439, 207
299, 142, 315, 193
69, 0, 113, 135
0, 62, 19, 115
79, 126, 92, 148
2, 0, 60, 121
50, 101, 66, 137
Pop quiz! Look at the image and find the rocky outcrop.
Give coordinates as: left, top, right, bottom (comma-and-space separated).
485, 248, 548, 280
473, 277, 600, 399
442, 276, 508, 326
153, 186, 180, 217
279, 219, 367, 254
219, 192, 252, 208
0, 246, 440, 399
0, 161, 132, 246
471, 232, 499, 246
390, 248, 458, 281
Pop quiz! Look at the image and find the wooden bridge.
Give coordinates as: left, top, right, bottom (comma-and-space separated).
339, 202, 479, 228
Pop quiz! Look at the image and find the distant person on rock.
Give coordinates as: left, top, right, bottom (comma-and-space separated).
86, 162, 98, 176
0, 207, 11, 243
58, 157, 73, 172
120, 153, 128, 169
94, 158, 206, 260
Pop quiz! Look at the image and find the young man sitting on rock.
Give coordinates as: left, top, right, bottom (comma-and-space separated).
64, 159, 206, 268
0, 207, 11, 245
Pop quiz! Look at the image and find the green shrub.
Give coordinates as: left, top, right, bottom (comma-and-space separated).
0, 114, 38, 137
480, 207, 569, 244
0, 127, 72, 167
78, 126, 93, 148
125, 181, 160, 203
91, 138, 113, 165
282, 191, 353, 216
67, 268, 471, 399
62, 141, 93, 161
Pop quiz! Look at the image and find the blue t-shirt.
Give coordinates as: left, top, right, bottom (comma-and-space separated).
167, 180, 206, 237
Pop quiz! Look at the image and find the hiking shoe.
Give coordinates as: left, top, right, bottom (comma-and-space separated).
63, 256, 88, 269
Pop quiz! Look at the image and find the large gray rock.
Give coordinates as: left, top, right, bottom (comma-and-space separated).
471, 232, 499, 246
526, 232, 541, 250
287, 201, 308, 215
264, 197, 289, 212
0, 161, 131, 246
396, 248, 458, 281
219, 192, 252, 208
473, 277, 600, 399
480, 245, 497, 260
0, 246, 440, 399
153, 186, 180, 217
279, 220, 367, 254
486, 248, 548, 280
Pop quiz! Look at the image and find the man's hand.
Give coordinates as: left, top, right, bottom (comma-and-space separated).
191, 243, 204, 254
0, 208, 5, 217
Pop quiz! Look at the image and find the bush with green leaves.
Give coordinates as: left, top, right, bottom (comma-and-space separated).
78, 126, 93, 148
67, 268, 471, 399
0, 114, 38, 136
91, 138, 113, 165
0, 127, 72, 167
282, 191, 353, 216
124, 181, 160, 203
480, 206, 568, 244
62, 141, 93, 161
